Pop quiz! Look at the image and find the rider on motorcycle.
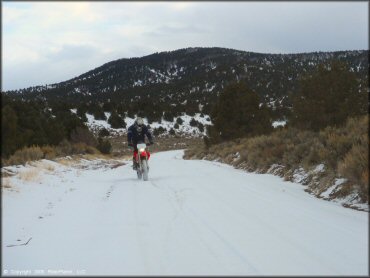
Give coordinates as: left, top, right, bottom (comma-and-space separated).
127, 117, 154, 170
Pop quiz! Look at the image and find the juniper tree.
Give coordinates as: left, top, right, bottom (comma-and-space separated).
208, 82, 272, 143
290, 61, 367, 131
108, 110, 126, 128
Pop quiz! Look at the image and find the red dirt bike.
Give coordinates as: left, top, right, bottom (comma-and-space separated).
134, 142, 151, 181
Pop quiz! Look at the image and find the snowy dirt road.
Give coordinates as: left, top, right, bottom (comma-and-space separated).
2, 150, 368, 276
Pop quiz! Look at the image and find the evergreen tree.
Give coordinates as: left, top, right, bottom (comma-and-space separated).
91, 105, 106, 120
208, 82, 272, 143
189, 118, 198, 127
163, 111, 174, 122
2, 105, 18, 157
290, 61, 367, 131
77, 105, 88, 122
197, 122, 204, 132
70, 126, 97, 146
103, 102, 113, 112
176, 117, 184, 125
108, 110, 126, 128
97, 137, 112, 154
55, 112, 85, 140
169, 128, 176, 135
45, 118, 66, 146
99, 128, 110, 137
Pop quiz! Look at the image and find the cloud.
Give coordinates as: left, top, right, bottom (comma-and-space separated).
2, 1, 368, 90
169, 2, 195, 11
46, 44, 100, 61
144, 24, 207, 37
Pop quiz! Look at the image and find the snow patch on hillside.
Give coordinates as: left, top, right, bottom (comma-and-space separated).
84, 112, 212, 137
272, 120, 287, 128
84, 110, 291, 137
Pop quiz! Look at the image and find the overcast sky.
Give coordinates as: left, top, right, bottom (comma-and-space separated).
2, 1, 368, 91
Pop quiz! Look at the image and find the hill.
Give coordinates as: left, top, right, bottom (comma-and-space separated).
4, 47, 368, 119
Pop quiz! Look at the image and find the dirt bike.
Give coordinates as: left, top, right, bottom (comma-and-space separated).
134, 142, 151, 181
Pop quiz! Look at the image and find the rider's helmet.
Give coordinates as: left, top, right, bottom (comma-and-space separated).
136, 117, 144, 133
136, 117, 144, 126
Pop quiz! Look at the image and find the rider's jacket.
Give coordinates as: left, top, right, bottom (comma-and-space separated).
127, 123, 153, 146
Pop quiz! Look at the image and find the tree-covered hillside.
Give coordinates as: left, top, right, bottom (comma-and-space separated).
2, 47, 368, 160
4, 47, 368, 121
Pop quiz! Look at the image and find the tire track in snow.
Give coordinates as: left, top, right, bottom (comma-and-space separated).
132, 181, 150, 273
185, 203, 261, 274
132, 179, 168, 274
149, 180, 179, 270
150, 180, 247, 274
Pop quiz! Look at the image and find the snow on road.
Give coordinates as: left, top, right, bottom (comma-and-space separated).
2, 150, 368, 276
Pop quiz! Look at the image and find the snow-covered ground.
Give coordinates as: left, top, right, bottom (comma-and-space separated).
2, 151, 368, 276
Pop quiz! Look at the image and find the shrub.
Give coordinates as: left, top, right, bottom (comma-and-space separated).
153, 126, 166, 136
70, 127, 97, 146
174, 123, 179, 129
338, 140, 368, 202
6, 145, 44, 166
97, 137, 112, 154
198, 122, 204, 132
203, 136, 211, 150
108, 111, 126, 128
55, 139, 73, 156
77, 106, 88, 122
176, 117, 184, 125
99, 128, 110, 137
93, 108, 106, 120
163, 111, 174, 122
78, 112, 88, 122
86, 145, 99, 154
190, 118, 198, 127
41, 145, 56, 160
71, 143, 89, 155
169, 128, 176, 135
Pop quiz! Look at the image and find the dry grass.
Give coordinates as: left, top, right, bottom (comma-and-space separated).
2, 178, 13, 189
41, 145, 56, 160
5, 145, 44, 166
55, 141, 100, 157
338, 141, 368, 202
3, 142, 101, 167
56, 158, 75, 167
44, 163, 55, 172
18, 168, 40, 182
34, 160, 56, 172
